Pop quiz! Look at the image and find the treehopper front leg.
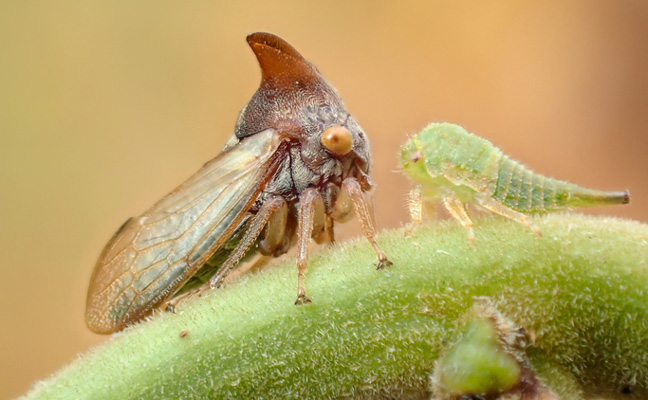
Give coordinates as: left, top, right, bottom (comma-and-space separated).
341, 177, 393, 270
294, 188, 325, 305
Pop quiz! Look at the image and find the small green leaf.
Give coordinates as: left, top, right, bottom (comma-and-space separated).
436, 316, 521, 396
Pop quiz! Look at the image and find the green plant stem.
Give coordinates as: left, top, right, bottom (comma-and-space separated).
20, 214, 648, 399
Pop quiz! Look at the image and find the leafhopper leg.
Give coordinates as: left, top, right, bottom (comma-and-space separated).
442, 193, 475, 245
475, 193, 541, 237
405, 185, 423, 237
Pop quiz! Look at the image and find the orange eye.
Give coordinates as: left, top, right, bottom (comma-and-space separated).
321, 126, 353, 156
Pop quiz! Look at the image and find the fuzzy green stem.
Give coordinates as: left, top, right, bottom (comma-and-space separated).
20, 214, 648, 400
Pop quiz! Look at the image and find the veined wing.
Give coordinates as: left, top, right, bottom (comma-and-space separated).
86, 129, 284, 333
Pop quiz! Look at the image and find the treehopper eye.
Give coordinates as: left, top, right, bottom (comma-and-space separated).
85, 32, 392, 334
400, 122, 630, 244
321, 125, 353, 156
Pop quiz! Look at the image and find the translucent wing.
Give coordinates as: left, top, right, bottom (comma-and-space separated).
86, 129, 284, 333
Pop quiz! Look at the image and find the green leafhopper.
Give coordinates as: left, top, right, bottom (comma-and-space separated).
400, 123, 630, 243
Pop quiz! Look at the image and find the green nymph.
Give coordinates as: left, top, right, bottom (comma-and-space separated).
400, 122, 630, 243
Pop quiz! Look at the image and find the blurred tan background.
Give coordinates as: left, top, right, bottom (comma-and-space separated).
1, 1, 647, 398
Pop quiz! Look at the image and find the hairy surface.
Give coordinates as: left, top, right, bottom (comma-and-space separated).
25, 215, 648, 400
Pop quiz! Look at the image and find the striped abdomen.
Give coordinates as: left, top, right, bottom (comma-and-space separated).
491, 156, 630, 213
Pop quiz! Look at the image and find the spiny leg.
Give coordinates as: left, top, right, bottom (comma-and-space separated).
342, 177, 393, 269
442, 192, 475, 245
295, 188, 324, 305
208, 196, 287, 289
405, 185, 423, 236
475, 193, 541, 237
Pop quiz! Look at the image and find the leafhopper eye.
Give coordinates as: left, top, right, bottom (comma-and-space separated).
321, 125, 353, 156
411, 152, 422, 163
